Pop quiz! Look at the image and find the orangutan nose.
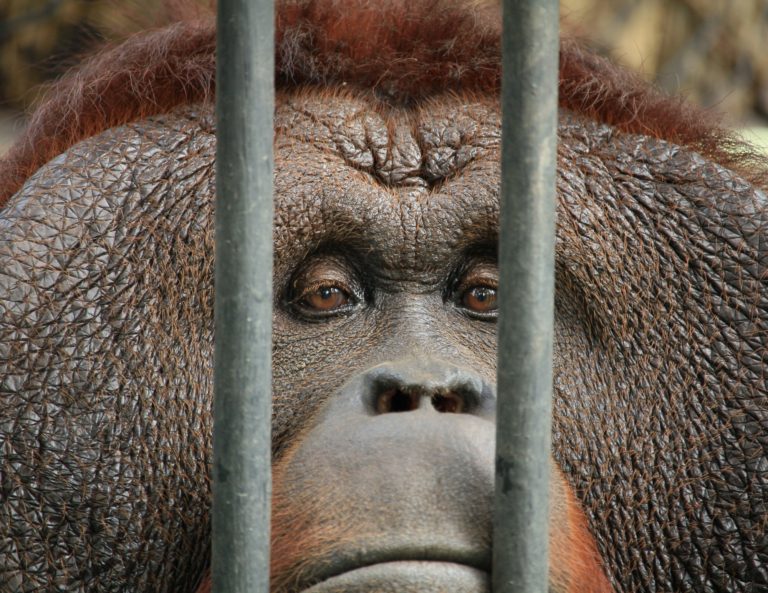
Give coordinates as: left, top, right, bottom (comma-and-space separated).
360, 359, 496, 418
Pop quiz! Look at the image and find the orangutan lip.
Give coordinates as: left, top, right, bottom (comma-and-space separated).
295, 546, 490, 592
300, 560, 491, 593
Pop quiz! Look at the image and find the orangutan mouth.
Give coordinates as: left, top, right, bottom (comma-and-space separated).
302, 561, 490, 592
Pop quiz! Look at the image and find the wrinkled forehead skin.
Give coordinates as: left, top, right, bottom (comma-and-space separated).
1, 85, 768, 592
272, 90, 501, 281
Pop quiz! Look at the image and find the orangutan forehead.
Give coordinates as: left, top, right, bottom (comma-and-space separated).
275, 89, 500, 188
273, 90, 501, 271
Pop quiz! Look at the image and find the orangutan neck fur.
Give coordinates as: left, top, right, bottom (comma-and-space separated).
0, 0, 766, 209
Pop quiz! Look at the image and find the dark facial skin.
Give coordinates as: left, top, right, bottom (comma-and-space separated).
270, 92, 501, 451
270, 93, 502, 592
0, 88, 766, 593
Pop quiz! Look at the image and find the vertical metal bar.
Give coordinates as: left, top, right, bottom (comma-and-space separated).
213, 0, 274, 590
493, 0, 559, 592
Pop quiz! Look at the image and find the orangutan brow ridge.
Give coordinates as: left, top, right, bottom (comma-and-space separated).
276, 90, 501, 189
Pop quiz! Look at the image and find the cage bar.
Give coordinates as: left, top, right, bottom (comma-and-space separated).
212, 0, 275, 590
493, 0, 559, 592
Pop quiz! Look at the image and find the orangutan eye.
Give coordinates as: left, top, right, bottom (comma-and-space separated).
301, 286, 349, 311
289, 256, 363, 320
462, 286, 498, 313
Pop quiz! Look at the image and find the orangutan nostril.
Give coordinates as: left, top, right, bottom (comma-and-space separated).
378, 389, 418, 413
432, 392, 463, 413
377, 388, 466, 414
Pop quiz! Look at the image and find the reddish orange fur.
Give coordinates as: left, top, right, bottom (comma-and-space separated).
1, 0, 767, 210
550, 467, 615, 593
558, 38, 768, 189
0, 17, 216, 210
195, 569, 211, 593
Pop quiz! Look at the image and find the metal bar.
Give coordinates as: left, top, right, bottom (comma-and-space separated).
493, 0, 559, 591
212, 0, 274, 589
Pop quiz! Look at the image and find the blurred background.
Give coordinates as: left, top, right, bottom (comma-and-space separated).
0, 0, 767, 153
561, 0, 768, 149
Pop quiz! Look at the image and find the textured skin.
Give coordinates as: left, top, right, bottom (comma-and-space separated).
555, 118, 768, 591
0, 106, 216, 592
1, 88, 767, 592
